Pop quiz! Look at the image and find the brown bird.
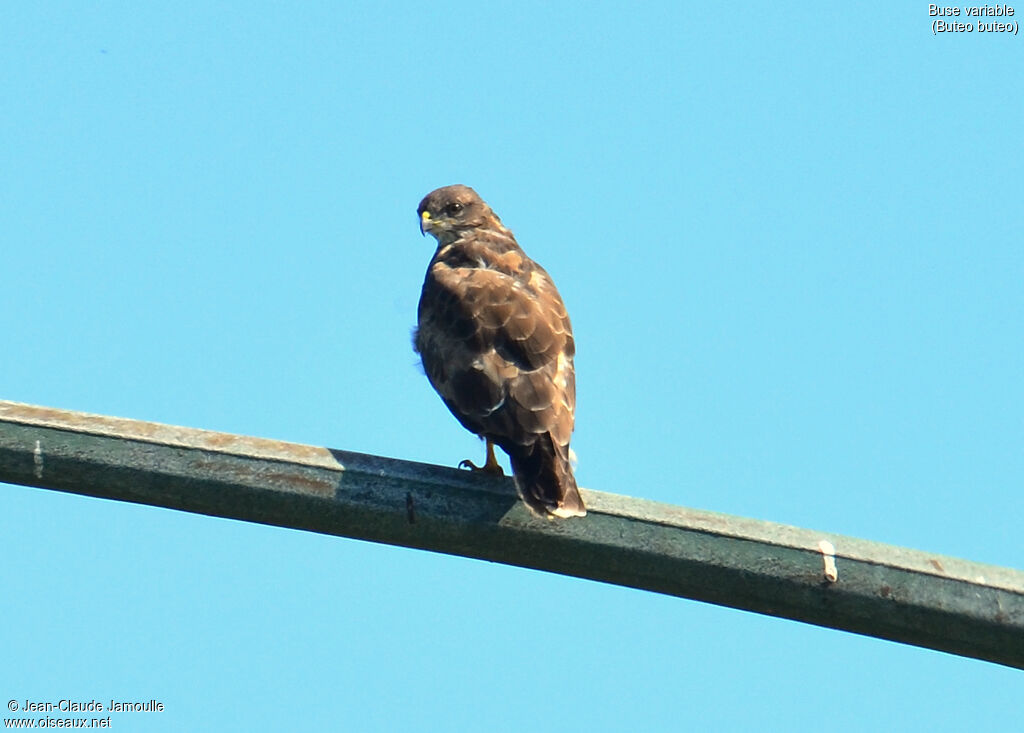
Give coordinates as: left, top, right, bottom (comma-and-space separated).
414, 185, 585, 518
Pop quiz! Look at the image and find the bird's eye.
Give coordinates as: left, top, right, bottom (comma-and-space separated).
445, 202, 464, 216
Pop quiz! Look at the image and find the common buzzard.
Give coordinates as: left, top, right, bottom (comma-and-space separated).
414, 185, 585, 518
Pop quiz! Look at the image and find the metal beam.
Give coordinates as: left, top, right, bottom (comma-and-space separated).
1, 399, 1022, 668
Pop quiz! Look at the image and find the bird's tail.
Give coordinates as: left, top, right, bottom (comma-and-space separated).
509, 434, 586, 518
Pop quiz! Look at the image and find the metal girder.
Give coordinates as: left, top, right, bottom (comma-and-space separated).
1, 400, 1021, 668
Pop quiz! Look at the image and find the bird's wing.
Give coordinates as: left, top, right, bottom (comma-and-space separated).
421, 261, 575, 447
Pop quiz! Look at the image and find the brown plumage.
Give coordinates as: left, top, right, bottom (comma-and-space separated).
413, 184, 585, 518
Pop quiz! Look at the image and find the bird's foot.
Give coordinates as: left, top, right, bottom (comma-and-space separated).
458, 458, 504, 475
459, 440, 504, 475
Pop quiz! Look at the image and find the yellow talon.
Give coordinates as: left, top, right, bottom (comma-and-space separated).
459, 439, 504, 475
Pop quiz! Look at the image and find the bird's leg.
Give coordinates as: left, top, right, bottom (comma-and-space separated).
459, 439, 504, 475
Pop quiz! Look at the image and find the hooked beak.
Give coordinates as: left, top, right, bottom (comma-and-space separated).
419, 211, 431, 236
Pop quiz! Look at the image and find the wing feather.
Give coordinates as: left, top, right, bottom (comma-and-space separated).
418, 259, 574, 444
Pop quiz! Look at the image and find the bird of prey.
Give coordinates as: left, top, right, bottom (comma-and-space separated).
414, 185, 586, 518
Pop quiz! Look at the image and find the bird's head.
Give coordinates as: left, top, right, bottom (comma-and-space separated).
417, 184, 501, 242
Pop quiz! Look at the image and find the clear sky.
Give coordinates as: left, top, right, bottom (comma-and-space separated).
2, 2, 1022, 730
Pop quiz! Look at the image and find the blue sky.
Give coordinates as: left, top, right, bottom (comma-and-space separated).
2, 2, 1021, 730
